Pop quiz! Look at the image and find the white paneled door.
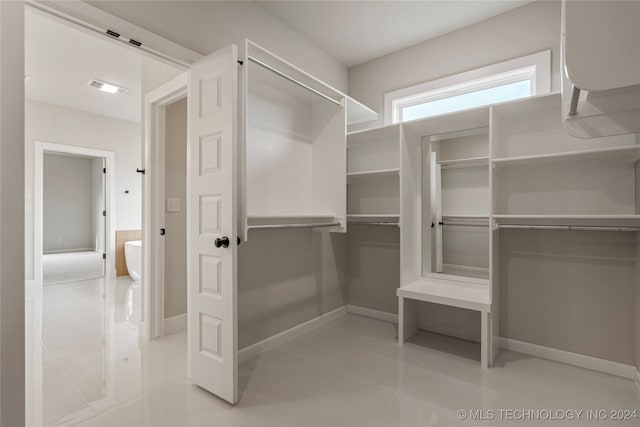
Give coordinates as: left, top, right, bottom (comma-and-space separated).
188, 44, 238, 404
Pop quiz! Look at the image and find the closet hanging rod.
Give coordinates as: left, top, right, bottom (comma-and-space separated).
440, 221, 489, 227
248, 221, 341, 230
496, 224, 640, 232
247, 56, 342, 107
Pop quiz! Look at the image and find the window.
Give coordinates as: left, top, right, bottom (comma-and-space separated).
384, 50, 551, 124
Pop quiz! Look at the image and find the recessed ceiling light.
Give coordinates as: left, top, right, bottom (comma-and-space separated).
87, 79, 129, 95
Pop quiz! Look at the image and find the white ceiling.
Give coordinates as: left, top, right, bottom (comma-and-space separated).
25, 9, 142, 123
258, 1, 533, 67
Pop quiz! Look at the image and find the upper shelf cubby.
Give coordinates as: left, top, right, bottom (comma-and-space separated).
491, 93, 638, 160
347, 124, 401, 174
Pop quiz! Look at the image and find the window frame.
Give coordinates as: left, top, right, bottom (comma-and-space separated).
384, 50, 551, 124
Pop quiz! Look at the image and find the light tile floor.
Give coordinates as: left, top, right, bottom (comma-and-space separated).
43, 252, 105, 285
26, 278, 640, 426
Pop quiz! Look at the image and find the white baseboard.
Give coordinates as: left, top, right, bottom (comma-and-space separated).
346, 304, 398, 324
239, 306, 346, 362
43, 248, 94, 254
498, 337, 637, 379
163, 313, 187, 336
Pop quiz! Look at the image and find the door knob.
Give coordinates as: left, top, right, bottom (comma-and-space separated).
214, 236, 230, 248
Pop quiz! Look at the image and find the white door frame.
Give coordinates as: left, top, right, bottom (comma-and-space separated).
141, 73, 188, 340
34, 141, 116, 285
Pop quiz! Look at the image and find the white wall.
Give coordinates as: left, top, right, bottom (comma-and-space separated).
25, 99, 141, 280
88, 0, 348, 92
43, 153, 94, 253
348, 0, 561, 126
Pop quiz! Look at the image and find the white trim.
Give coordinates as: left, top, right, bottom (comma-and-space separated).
25, 1, 201, 69
141, 73, 188, 341
34, 142, 116, 286
163, 313, 187, 335
498, 337, 637, 379
346, 304, 398, 324
238, 306, 347, 362
384, 50, 551, 125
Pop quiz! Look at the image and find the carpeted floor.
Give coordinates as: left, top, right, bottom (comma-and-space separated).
43, 251, 105, 285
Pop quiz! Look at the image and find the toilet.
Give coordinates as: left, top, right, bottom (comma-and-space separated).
124, 240, 142, 283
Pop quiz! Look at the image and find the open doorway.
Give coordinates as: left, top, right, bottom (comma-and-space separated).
24, 6, 183, 425
39, 149, 109, 285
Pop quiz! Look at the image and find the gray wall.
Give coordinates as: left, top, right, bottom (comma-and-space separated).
500, 229, 636, 365
0, 2, 26, 423
238, 230, 348, 349
348, 0, 561, 127
637, 234, 640, 370
43, 153, 94, 253
164, 98, 188, 319
347, 225, 399, 314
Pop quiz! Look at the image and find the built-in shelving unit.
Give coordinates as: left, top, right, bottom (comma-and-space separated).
346, 124, 402, 226
243, 41, 347, 235
489, 91, 640, 378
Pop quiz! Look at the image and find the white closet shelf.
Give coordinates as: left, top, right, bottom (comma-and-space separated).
397, 277, 491, 312
347, 214, 399, 223
492, 92, 561, 120
492, 145, 640, 167
493, 214, 640, 227
346, 98, 378, 125
346, 168, 400, 181
347, 123, 401, 146
247, 214, 340, 226
438, 157, 489, 168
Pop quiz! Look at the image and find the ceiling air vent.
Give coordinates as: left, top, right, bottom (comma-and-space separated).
87, 79, 130, 95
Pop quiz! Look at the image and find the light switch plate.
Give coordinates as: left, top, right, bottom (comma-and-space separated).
167, 197, 181, 212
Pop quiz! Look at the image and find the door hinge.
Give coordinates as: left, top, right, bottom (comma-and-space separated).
102, 253, 107, 260
103, 210, 106, 217
160, 228, 166, 236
